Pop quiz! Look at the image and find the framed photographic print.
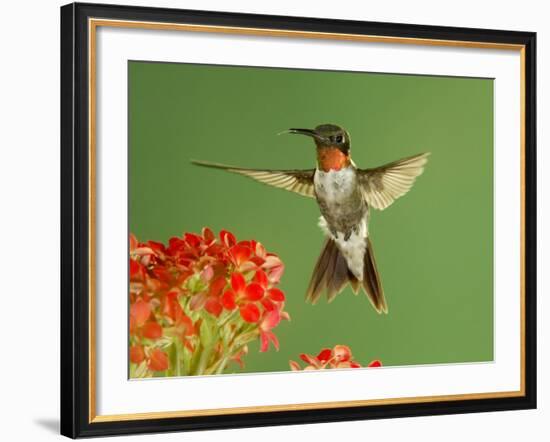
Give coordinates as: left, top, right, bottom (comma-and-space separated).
60, 2, 537, 438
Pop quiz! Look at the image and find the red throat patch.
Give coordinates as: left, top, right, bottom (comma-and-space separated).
317, 147, 350, 172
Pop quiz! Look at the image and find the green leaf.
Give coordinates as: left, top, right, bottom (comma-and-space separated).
200, 318, 213, 347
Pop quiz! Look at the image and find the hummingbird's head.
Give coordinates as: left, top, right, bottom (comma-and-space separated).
284, 124, 351, 171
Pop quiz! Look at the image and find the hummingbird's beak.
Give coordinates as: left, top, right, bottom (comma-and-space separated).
282, 128, 323, 141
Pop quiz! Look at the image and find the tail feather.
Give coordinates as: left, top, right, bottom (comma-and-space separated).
305, 237, 388, 313
363, 238, 388, 313
305, 239, 336, 304
349, 272, 361, 295
326, 252, 349, 303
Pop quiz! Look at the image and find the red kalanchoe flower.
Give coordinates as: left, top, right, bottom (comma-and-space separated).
240, 303, 261, 323
290, 345, 380, 371
129, 297, 163, 341
229, 244, 252, 268
220, 229, 237, 248
148, 348, 169, 371
129, 228, 289, 378
222, 271, 272, 323
129, 345, 145, 364
333, 344, 352, 363
142, 321, 162, 339
317, 348, 333, 363
130, 298, 151, 329
259, 309, 282, 352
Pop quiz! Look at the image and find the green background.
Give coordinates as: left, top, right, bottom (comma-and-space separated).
129, 61, 494, 372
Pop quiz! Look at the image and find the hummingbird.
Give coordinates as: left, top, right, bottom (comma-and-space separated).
192, 124, 429, 313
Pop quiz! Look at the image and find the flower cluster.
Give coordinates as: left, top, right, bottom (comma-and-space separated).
129, 228, 289, 378
289, 345, 381, 371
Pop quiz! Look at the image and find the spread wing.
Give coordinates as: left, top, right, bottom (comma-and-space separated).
357, 153, 430, 210
191, 160, 316, 198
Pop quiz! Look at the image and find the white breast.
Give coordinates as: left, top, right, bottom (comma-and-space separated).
315, 167, 368, 281
313, 167, 356, 204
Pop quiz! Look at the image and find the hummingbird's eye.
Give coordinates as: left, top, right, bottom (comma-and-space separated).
335, 135, 343, 143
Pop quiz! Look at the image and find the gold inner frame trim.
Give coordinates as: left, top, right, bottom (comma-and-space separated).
88, 18, 527, 424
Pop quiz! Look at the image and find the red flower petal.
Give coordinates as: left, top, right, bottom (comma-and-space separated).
238, 261, 259, 273
263, 255, 282, 269
146, 240, 166, 256
261, 297, 276, 311
152, 267, 171, 283
176, 313, 195, 338
368, 360, 382, 368
202, 227, 215, 244
260, 330, 279, 352
163, 291, 183, 322
130, 298, 151, 327
316, 348, 332, 362
142, 321, 162, 339
333, 345, 352, 362
267, 288, 285, 302
299, 353, 318, 366
269, 332, 279, 351
239, 303, 261, 323
220, 229, 236, 247
260, 332, 269, 353
267, 265, 285, 284
129, 259, 144, 280
133, 246, 155, 257
230, 244, 252, 266
260, 309, 281, 331
244, 283, 264, 301
184, 232, 202, 247
205, 243, 225, 257
221, 290, 237, 310
255, 242, 266, 258
289, 360, 301, 371
231, 272, 246, 293
129, 345, 145, 364
130, 234, 139, 252
129, 316, 137, 336
209, 276, 227, 297
205, 296, 223, 317
253, 269, 268, 288
148, 349, 169, 371
250, 256, 266, 267
167, 237, 186, 255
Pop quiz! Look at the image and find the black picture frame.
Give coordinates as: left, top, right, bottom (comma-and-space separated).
61, 2, 537, 438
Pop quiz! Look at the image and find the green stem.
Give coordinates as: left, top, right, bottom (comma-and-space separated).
189, 341, 203, 375
183, 343, 192, 375
218, 309, 239, 328
195, 344, 214, 375
175, 341, 182, 377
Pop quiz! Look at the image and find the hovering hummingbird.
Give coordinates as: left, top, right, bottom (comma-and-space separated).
192, 124, 429, 313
